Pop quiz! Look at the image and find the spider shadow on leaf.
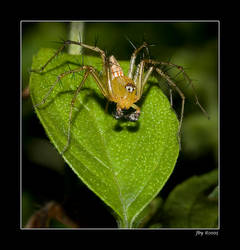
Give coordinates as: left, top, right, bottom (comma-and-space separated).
113, 120, 140, 133
69, 88, 108, 128
79, 89, 142, 134
32, 89, 75, 110
70, 89, 141, 133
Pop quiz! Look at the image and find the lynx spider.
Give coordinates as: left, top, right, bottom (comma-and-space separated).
31, 39, 209, 154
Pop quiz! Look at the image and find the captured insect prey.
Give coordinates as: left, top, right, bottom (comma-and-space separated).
112, 107, 140, 122
31, 39, 209, 155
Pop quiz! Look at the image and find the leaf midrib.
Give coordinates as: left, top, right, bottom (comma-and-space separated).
127, 131, 172, 227
70, 98, 128, 220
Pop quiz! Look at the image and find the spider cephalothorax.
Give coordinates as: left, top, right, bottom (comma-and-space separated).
107, 55, 140, 121
31, 39, 208, 154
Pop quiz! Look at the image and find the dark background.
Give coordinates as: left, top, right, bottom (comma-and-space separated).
21, 21, 218, 228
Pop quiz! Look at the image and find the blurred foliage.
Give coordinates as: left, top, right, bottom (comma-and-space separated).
160, 169, 218, 228
130, 169, 218, 228
22, 21, 218, 228
22, 191, 38, 227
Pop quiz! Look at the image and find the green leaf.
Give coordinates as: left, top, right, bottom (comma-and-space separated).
161, 169, 218, 228
29, 48, 180, 228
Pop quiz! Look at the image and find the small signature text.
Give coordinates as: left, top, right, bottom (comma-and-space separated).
195, 230, 218, 237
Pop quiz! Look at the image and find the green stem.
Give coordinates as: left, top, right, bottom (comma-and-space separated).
116, 216, 130, 228
68, 22, 85, 55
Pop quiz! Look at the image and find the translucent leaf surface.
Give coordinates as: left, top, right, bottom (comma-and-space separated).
29, 48, 179, 228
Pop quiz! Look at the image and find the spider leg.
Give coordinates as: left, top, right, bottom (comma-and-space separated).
135, 59, 185, 146
31, 40, 114, 100
134, 59, 154, 100
30, 43, 67, 73
155, 67, 185, 142
34, 64, 108, 155
143, 59, 209, 119
128, 42, 148, 79
64, 40, 106, 67
31, 40, 106, 73
126, 104, 141, 121
34, 66, 86, 108
64, 40, 115, 100
34, 66, 108, 108
136, 60, 145, 98
141, 66, 154, 97
61, 69, 90, 155
133, 62, 141, 83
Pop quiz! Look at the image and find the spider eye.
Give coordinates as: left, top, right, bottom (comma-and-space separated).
125, 84, 135, 93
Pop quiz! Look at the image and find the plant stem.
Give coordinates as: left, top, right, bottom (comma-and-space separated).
117, 217, 130, 228
68, 22, 85, 55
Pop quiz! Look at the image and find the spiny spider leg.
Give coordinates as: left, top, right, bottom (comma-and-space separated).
136, 60, 145, 96
34, 66, 108, 108
64, 40, 107, 75
61, 69, 90, 155
134, 59, 153, 99
133, 59, 185, 146
31, 40, 106, 73
133, 63, 141, 83
155, 67, 185, 138
64, 40, 114, 99
143, 59, 209, 119
35, 63, 109, 154
140, 65, 154, 97
128, 42, 148, 79
31, 40, 114, 100
34, 66, 86, 108
30, 43, 66, 73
